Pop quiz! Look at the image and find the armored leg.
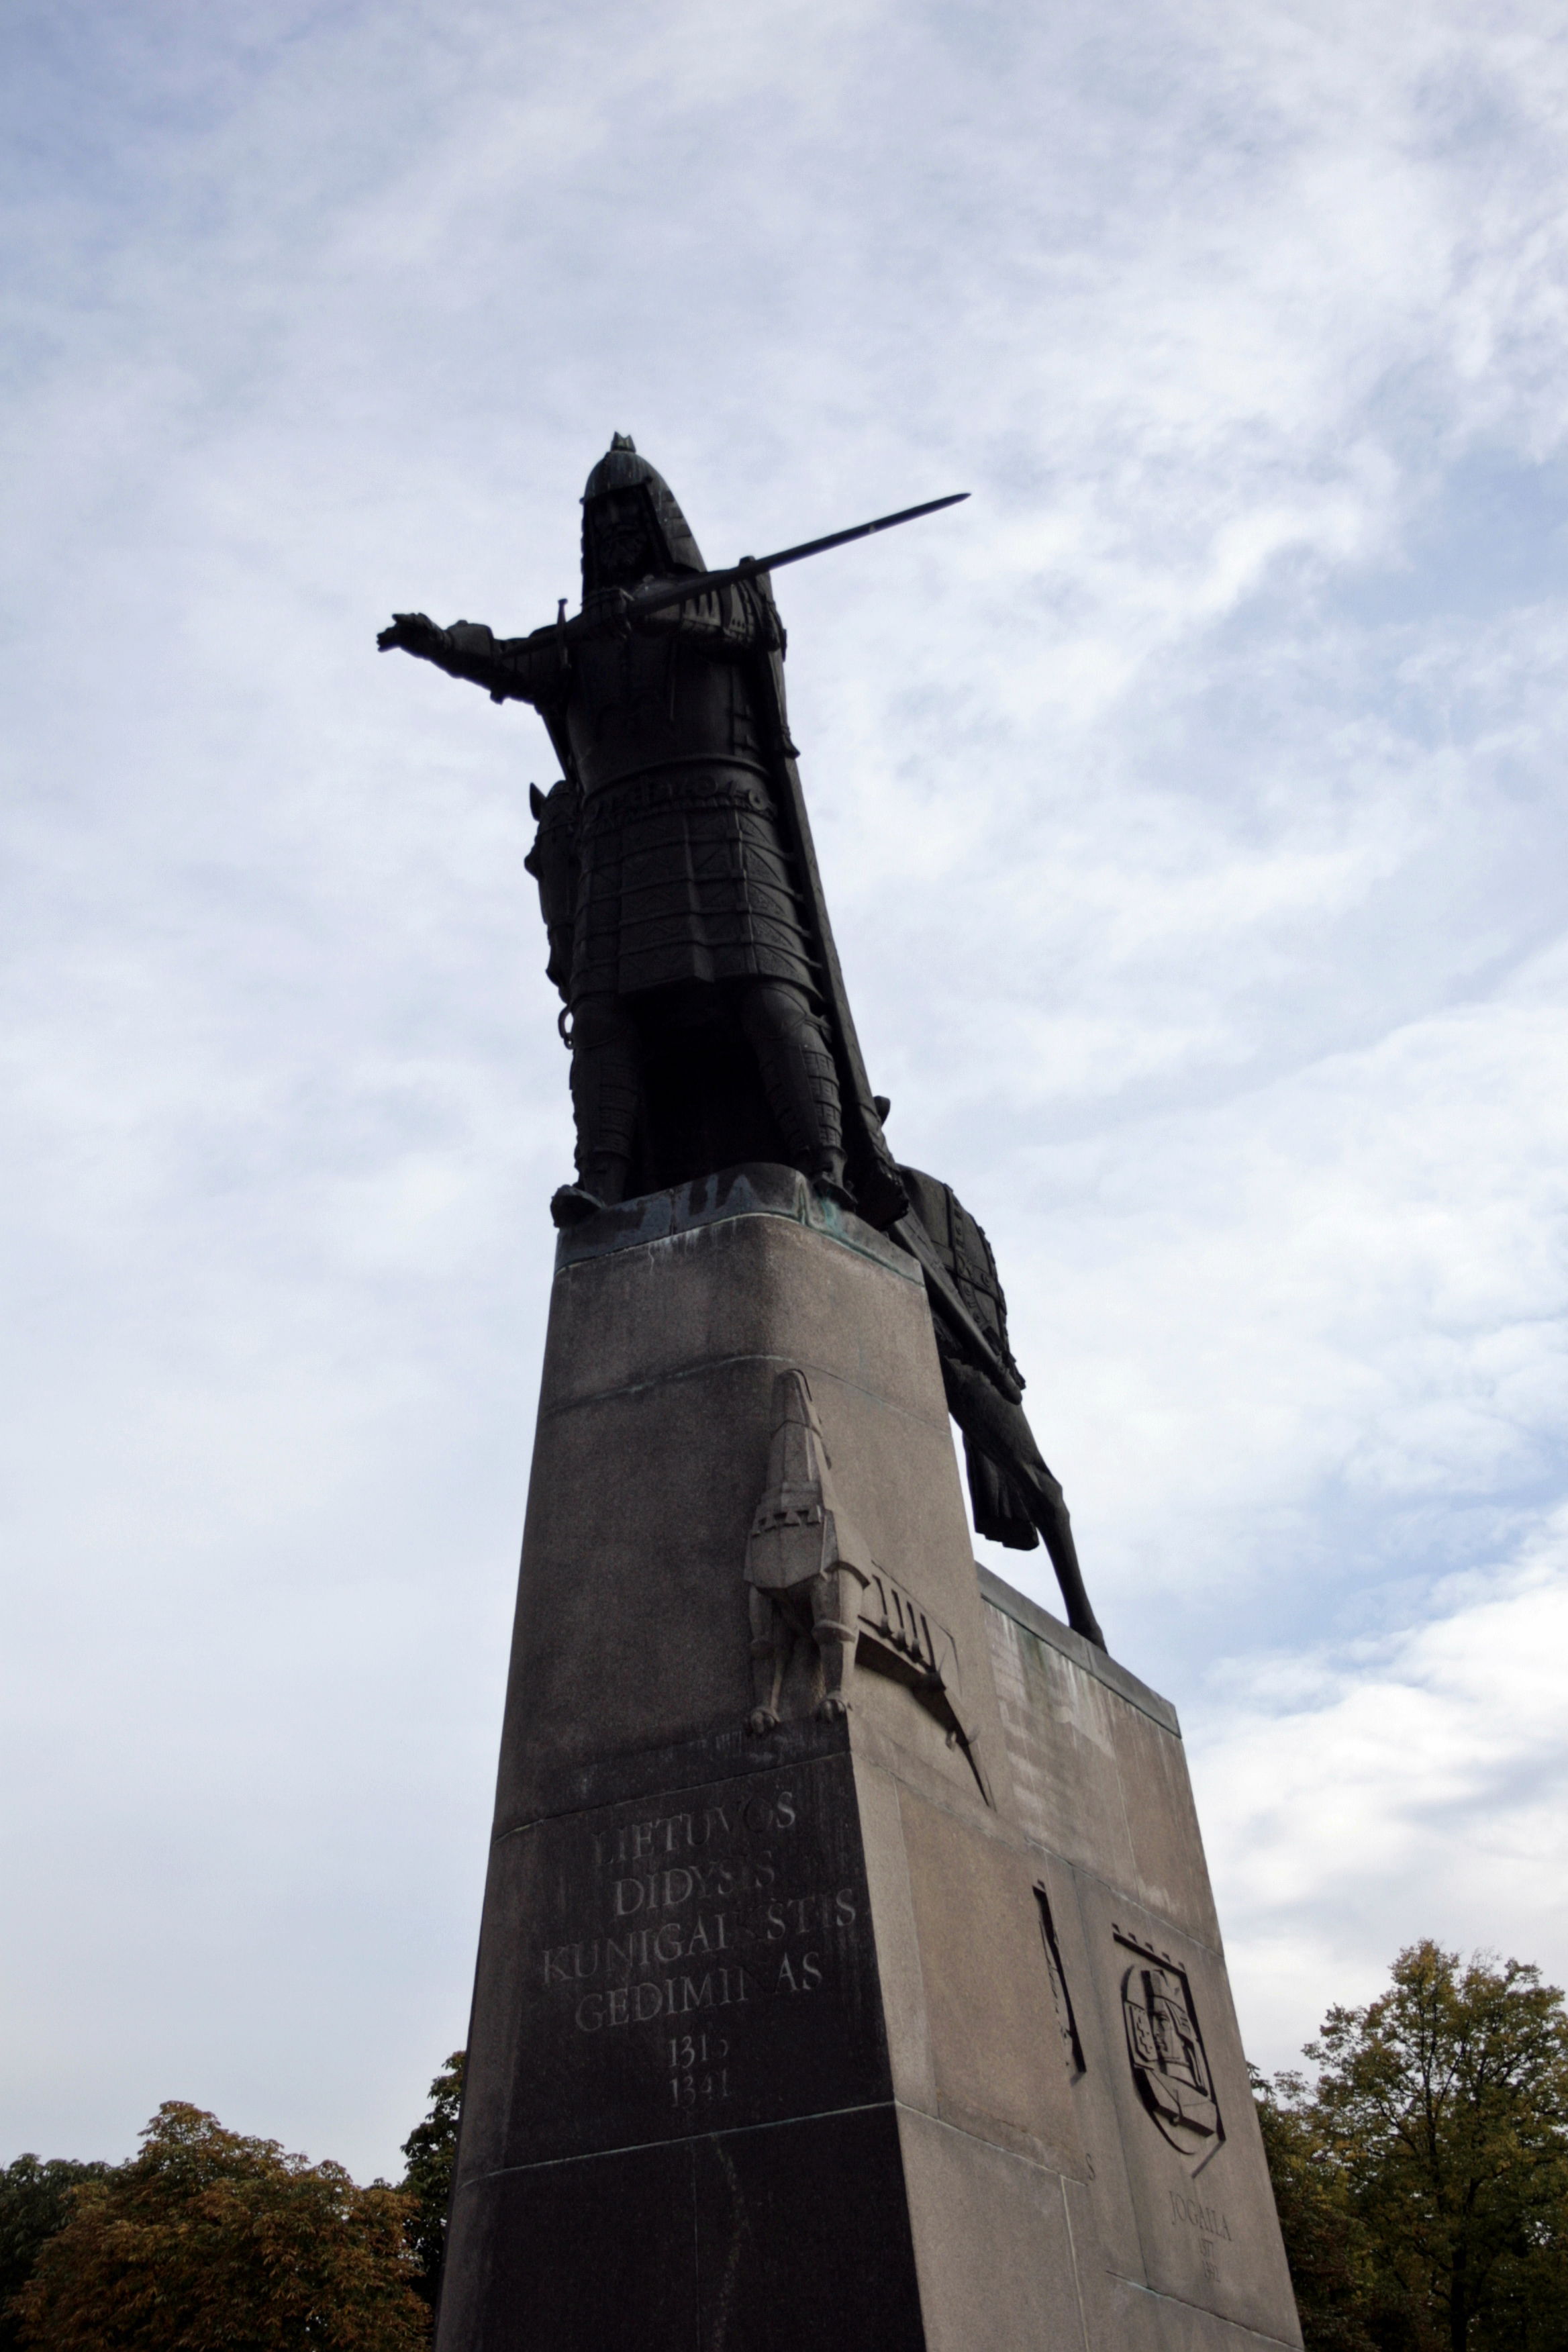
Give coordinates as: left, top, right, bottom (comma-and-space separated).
564, 991, 640, 1210
938, 1349, 1106, 1650
747, 1586, 788, 1734
810, 1564, 865, 1720
737, 981, 849, 1202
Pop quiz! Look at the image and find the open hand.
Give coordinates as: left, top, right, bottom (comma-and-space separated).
377, 611, 446, 654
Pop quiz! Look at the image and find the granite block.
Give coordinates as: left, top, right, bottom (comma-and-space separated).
439, 2108, 926, 2352
897, 2106, 1090, 2352
437, 1177, 1300, 2351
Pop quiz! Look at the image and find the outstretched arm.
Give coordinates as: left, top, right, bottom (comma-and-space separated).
377, 612, 560, 706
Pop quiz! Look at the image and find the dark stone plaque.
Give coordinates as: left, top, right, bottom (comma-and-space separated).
468, 1747, 887, 2175
443, 1737, 924, 2352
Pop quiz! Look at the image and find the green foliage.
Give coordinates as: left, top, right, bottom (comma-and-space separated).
11, 2102, 430, 2351
399, 2053, 464, 2310
1251, 2068, 1379, 2351
1257, 1943, 1568, 2352
0, 2157, 111, 2352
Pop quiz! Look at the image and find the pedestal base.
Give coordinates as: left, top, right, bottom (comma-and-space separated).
437, 1167, 1300, 2351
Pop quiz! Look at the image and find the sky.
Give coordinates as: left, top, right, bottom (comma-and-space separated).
3, 0, 1567, 2184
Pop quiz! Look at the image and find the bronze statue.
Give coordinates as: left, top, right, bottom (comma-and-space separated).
379, 436, 910, 1232
893, 1152, 1104, 1648
379, 437, 1105, 1646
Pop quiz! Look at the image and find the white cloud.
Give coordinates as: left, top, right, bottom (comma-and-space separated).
3, 0, 1568, 2176
1195, 1510, 1568, 2069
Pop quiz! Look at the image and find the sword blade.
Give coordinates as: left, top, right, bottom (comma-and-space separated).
739, 491, 971, 579
616, 491, 970, 624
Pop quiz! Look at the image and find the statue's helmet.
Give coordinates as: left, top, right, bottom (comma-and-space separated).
581, 433, 705, 590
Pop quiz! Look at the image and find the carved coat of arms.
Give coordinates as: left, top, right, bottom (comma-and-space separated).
1121, 1955, 1222, 2163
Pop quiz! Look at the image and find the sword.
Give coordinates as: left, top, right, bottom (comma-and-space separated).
599, 490, 970, 634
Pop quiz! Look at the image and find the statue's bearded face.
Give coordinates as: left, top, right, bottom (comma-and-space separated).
588, 491, 660, 585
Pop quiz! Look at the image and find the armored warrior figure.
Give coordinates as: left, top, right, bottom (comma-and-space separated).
379, 436, 905, 1231
744, 1368, 872, 1733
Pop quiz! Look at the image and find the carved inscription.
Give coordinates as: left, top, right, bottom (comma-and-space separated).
1169, 2190, 1234, 2284
547, 1879, 860, 2036
667, 2028, 731, 2114
510, 1757, 884, 2160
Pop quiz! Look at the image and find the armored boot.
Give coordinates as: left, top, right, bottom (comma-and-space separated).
810, 1563, 866, 1721
552, 993, 641, 1229
747, 1587, 787, 1735
738, 981, 850, 1206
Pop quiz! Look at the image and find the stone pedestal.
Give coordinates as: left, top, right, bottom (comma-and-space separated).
437, 1166, 1301, 2352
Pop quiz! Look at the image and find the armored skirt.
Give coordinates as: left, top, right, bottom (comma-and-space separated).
571, 761, 822, 1003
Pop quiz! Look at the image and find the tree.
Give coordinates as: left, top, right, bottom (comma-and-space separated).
399, 2053, 464, 2312
12, 2102, 430, 2351
0, 2158, 111, 2352
1251, 2067, 1379, 2351
1261, 1943, 1568, 2352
